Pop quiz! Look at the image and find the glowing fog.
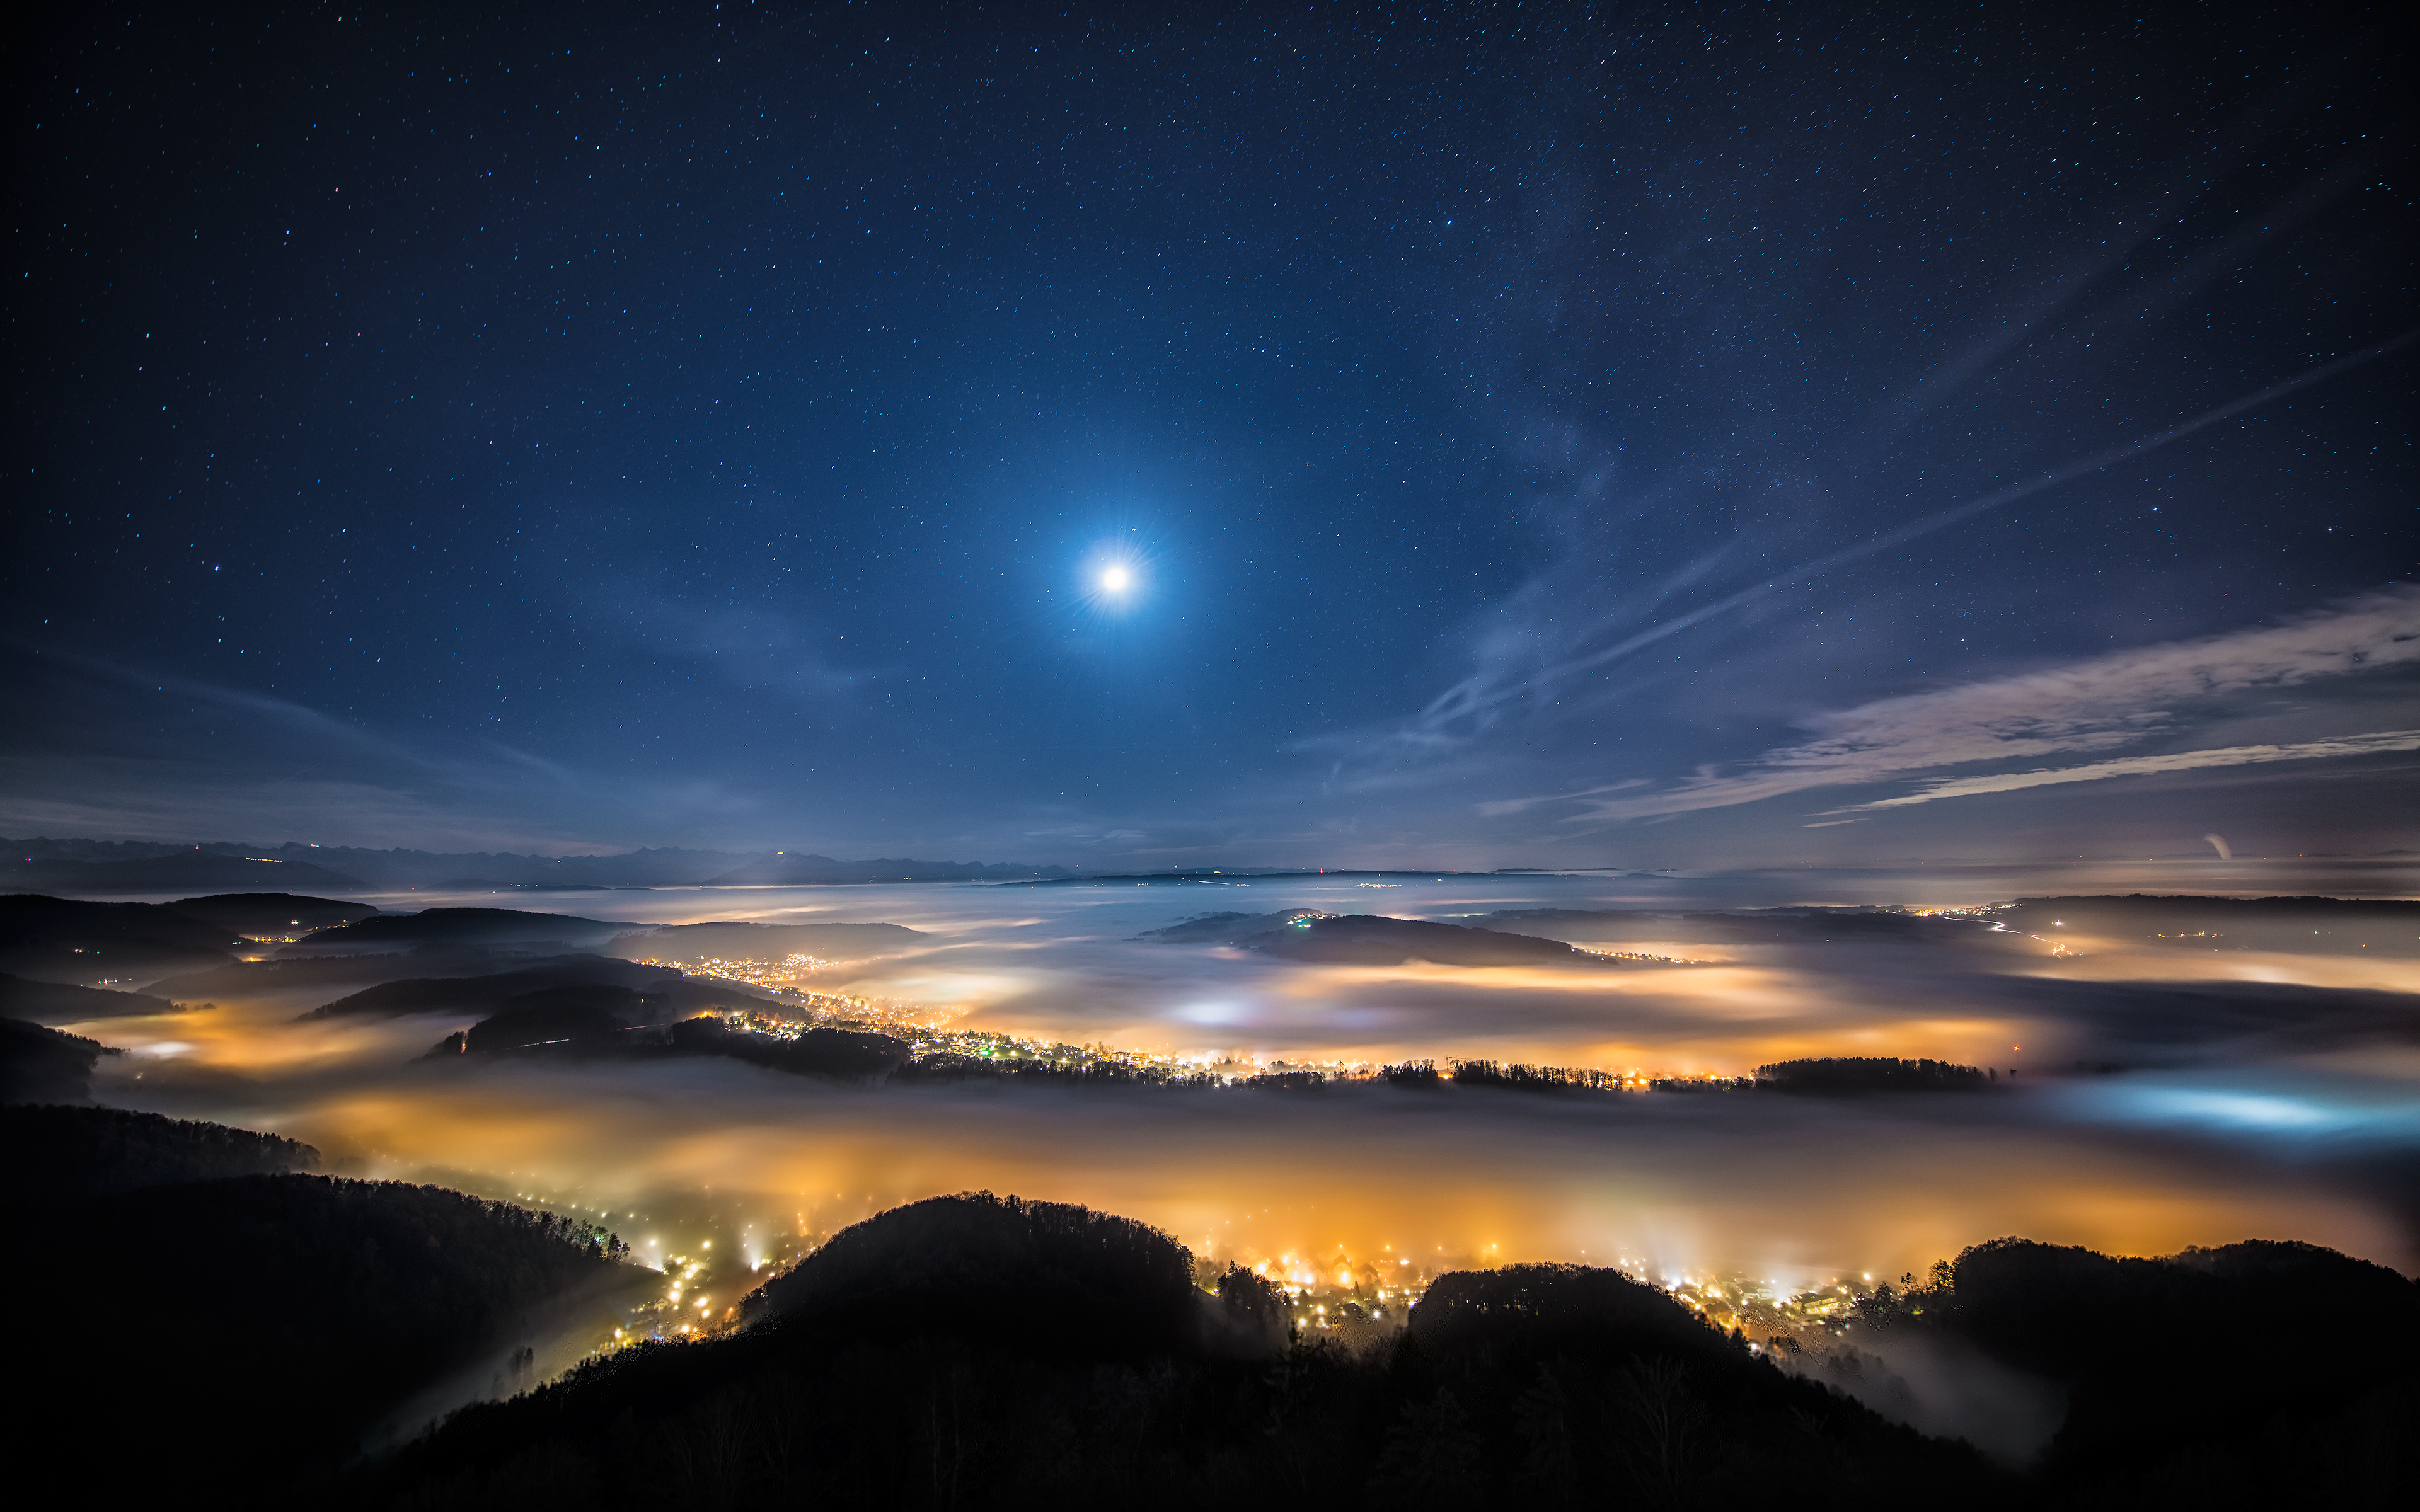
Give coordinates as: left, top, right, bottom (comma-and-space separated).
78, 861, 2420, 1322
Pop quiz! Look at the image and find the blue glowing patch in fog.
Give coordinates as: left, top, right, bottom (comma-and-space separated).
2053, 1073, 2420, 1145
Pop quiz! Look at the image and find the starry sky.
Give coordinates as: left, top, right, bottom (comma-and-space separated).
9, 2, 2415, 865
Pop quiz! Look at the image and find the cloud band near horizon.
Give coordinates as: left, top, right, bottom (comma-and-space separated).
1511, 587, 2420, 825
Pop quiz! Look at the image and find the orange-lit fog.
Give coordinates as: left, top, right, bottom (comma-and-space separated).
77, 864, 2420, 1303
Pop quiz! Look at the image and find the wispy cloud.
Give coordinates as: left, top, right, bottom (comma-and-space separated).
1831, 730, 2420, 812
1554, 587, 2420, 822
1330, 331, 2417, 780
579, 576, 877, 705
1476, 780, 1646, 818
0, 646, 761, 851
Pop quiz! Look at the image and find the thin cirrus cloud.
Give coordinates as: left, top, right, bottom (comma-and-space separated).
0, 646, 757, 850
1538, 585, 2420, 823
1308, 329, 2419, 799
580, 575, 873, 705
1830, 730, 2420, 812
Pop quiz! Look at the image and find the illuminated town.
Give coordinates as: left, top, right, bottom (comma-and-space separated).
566, 1207, 1899, 1378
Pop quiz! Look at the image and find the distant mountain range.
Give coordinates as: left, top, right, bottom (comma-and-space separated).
1, 837, 1078, 894
0, 850, 372, 895
704, 852, 1075, 885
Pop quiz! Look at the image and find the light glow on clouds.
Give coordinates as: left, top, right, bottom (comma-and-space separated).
85, 873, 2420, 1286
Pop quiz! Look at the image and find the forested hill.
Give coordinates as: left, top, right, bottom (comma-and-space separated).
361, 1200, 1923, 1509
1, 1102, 315, 1197
352, 1205, 2414, 1511
0, 1017, 122, 1104
1143, 911, 1637, 968
6, 1104, 642, 1506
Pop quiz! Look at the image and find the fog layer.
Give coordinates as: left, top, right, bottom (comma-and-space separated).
71, 863, 2420, 1291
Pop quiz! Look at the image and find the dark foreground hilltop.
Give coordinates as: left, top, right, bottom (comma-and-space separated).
343, 1208, 2416, 1512
3, 1040, 2411, 1508
348, 1193, 1993, 1512
0, 1101, 645, 1506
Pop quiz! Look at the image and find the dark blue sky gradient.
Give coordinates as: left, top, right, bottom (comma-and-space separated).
9, 3, 2414, 863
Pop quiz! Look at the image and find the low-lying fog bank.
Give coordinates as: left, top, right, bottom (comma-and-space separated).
22, 864, 2411, 1292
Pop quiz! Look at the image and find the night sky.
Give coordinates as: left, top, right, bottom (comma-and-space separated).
10, 3, 2414, 864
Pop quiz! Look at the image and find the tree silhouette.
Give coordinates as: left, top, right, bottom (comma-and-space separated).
1368, 1388, 1484, 1508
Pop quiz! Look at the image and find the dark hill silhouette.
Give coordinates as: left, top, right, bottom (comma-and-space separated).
1253, 915, 1616, 967
359, 1196, 1998, 1511
0, 1017, 122, 1103
750, 1192, 1201, 1351
151, 946, 596, 1001
1410, 1262, 1739, 1357
0, 892, 240, 983
0, 1102, 315, 1196
292, 1174, 2420, 1512
164, 890, 383, 935
7, 1105, 638, 1506
1400, 1264, 1985, 1506
446, 989, 642, 1054
664, 1014, 909, 1080
1144, 911, 1622, 967
638, 973, 794, 1017
301, 956, 676, 1019
1139, 908, 1311, 943
1866, 1235, 2420, 1503
314, 961, 795, 1025
427, 1005, 908, 1080
289, 906, 627, 954
609, 919, 931, 963
0, 970, 182, 1023
1989, 975, 2420, 1064
1756, 1057, 1995, 1094
1992, 894, 2420, 954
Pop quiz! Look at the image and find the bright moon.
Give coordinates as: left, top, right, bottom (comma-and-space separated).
1099, 564, 1132, 593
